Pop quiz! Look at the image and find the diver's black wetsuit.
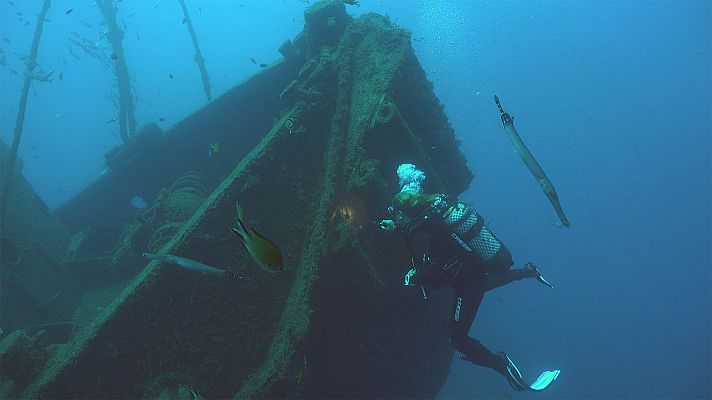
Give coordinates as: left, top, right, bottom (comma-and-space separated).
402, 217, 531, 370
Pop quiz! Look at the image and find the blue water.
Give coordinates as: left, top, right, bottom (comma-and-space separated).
1, 1, 709, 398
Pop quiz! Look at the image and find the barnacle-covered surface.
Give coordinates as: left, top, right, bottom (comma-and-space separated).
10, 1, 473, 398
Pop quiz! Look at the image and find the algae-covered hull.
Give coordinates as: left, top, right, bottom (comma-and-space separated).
4, 2, 473, 398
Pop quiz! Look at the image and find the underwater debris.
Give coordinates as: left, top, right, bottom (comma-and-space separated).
178, 0, 212, 100
369, 94, 396, 128
327, 16, 336, 28
25, 67, 54, 82
284, 114, 296, 134
0, 236, 21, 266
278, 39, 300, 61
296, 354, 308, 385
0, 329, 53, 387
96, 0, 137, 142
104, 123, 163, 170
280, 80, 299, 100
22, 8, 473, 400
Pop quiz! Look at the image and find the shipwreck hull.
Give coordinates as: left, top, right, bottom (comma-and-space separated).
12, 2, 473, 398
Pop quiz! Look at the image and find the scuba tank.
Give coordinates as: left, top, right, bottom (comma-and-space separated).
429, 195, 513, 274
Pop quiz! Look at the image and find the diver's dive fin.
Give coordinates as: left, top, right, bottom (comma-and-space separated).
528, 369, 561, 391
500, 353, 529, 391
537, 274, 554, 289
501, 354, 560, 392
459, 352, 560, 392
526, 262, 554, 288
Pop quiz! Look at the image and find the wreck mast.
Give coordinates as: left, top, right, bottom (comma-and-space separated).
95, 0, 136, 143
178, 0, 212, 101
1, 0, 52, 222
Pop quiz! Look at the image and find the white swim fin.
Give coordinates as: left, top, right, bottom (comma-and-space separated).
527, 369, 561, 391
500, 353, 561, 392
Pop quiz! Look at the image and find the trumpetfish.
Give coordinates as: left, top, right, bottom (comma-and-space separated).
494, 95, 570, 228
143, 253, 240, 279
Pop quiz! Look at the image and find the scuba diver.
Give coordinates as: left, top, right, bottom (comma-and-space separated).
379, 164, 560, 392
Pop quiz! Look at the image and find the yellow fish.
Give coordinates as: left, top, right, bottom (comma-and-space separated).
208, 142, 222, 158
231, 202, 284, 273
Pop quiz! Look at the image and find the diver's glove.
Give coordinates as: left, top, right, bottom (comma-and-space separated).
404, 267, 418, 286
378, 219, 395, 231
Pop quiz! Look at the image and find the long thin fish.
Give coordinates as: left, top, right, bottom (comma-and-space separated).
494, 95, 570, 228
143, 253, 237, 278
